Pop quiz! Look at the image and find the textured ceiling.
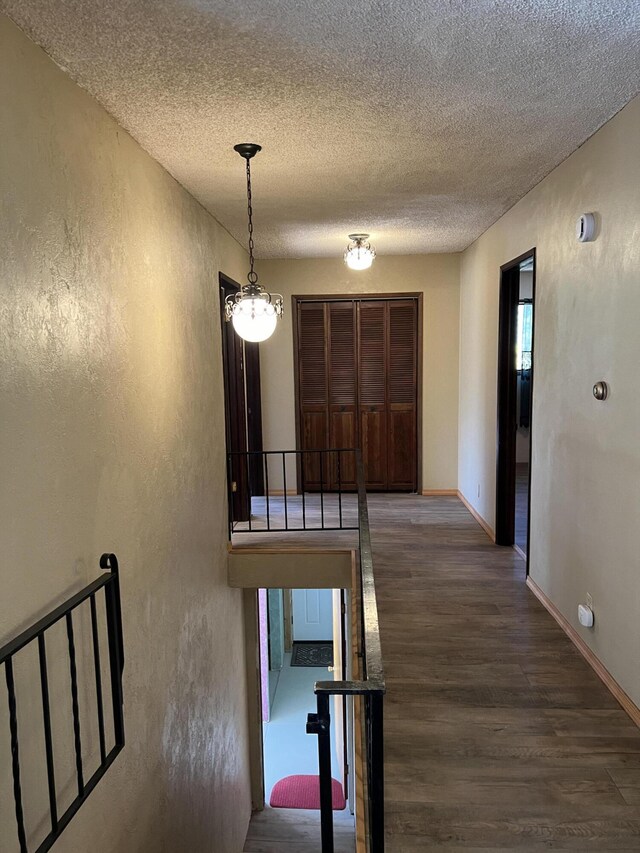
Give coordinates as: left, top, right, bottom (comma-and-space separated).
2, 1, 639, 257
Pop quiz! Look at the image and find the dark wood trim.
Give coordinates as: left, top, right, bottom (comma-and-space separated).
245, 341, 265, 495
495, 249, 536, 565
291, 296, 303, 493
415, 293, 424, 494
495, 265, 519, 545
220, 272, 251, 520
499, 248, 537, 272
219, 271, 242, 292
292, 291, 420, 303
524, 257, 536, 574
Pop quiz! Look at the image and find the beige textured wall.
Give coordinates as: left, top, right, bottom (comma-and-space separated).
458, 97, 640, 705
0, 15, 251, 852
257, 255, 460, 490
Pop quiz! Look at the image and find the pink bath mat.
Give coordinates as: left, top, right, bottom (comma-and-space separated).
269, 774, 346, 810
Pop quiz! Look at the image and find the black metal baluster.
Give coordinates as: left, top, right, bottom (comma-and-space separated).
6, 658, 27, 853
240, 451, 252, 521
38, 632, 58, 833
319, 450, 325, 529
101, 560, 125, 750
337, 451, 343, 528
247, 450, 252, 533
307, 693, 334, 852
282, 452, 288, 530
66, 611, 84, 796
301, 452, 307, 530
264, 453, 271, 530
89, 594, 106, 763
226, 453, 234, 537
369, 692, 385, 853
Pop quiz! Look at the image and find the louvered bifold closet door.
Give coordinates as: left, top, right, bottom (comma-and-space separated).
328, 302, 358, 489
387, 299, 418, 490
298, 302, 329, 490
358, 301, 388, 489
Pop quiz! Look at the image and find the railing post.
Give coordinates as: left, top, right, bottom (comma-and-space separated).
307, 693, 334, 852
101, 553, 125, 748
226, 452, 233, 537
282, 451, 288, 528
337, 450, 343, 528
369, 691, 385, 852
319, 450, 325, 529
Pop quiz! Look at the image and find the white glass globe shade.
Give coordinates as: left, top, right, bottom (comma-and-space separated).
231, 297, 278, 342
345, 247, 374, 271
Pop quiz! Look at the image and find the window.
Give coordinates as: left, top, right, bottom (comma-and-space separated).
516, 302, 533, 371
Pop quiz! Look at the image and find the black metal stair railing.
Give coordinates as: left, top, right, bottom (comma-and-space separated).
1, 553, 125, 853
309, 453, 385, 853
227, 448, 360, 535
228, 448, 385, 852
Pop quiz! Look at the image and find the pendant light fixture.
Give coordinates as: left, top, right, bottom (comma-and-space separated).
344, 233, 376, 271
225, 143, 283, 342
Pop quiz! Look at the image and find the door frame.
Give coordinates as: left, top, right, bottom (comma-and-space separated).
495, 249, 536, 573
249, 585, 349, 811
244, 337, 265, 495
219, 272, 265, 519
291, 292, 423, 493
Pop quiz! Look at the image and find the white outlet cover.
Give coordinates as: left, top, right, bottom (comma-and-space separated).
578, 603, 594, 628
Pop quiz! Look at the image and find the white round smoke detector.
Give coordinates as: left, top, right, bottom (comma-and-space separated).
576, 213, 596, 242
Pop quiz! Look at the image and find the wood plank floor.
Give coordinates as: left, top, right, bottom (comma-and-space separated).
243, 807, 355, 852
243, 494, 640, 851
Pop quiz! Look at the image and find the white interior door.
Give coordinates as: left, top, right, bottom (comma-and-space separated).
292, 588, 333, 641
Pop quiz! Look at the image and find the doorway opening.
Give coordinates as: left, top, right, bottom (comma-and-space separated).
496, 251, 536, 568
219, 273, 264, 523
258, 587, 352, 815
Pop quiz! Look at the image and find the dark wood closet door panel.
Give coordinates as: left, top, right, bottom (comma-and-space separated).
329, 411, 358, 489
358, 301, 388, 488
388, 300, 418, 404
300, 408, 329, 489
360, 408, 387, 489
298, 302, 328, 405
297, 302, 329, 490
328, 302, 358, 489
358, 302, 386, 405
387, 299, 418, 490
388, 406, 417, 489
328, 302, 357, 406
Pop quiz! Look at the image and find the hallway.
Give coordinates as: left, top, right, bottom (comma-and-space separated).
371, 494, 640, 850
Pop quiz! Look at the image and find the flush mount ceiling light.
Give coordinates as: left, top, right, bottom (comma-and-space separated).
344, 233, 376, 271
224, 143, 283, 342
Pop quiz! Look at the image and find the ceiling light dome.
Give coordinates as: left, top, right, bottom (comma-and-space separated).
224, 143, 283, 342
344, 233, 376, 271
231, 294, 279, 343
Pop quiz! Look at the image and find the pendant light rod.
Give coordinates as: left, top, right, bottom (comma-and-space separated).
234, 143, 262, 295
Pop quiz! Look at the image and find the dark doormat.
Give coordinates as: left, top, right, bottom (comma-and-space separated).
291, 641, 333, 667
